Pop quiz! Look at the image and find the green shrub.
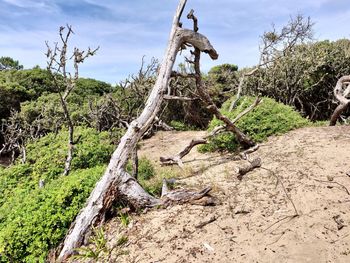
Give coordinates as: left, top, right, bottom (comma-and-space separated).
0, 127, 117, 262
127, 157, 161, 195
126, 158, 178, 197
0, 166, 105, 262
170, 120, 197, 131
200, 96, 309, 152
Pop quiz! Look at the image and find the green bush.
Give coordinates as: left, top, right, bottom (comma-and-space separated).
126, 157, 160, 195
0, 166, 105, 262
0, 127, 117, 262
25, 127, 114, 182
170, 120, 197, 131
200, 96, 309, 152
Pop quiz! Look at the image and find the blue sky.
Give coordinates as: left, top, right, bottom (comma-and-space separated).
0, 0, 349, 84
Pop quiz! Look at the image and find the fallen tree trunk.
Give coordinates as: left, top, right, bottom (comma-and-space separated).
330, 75, 350, 126
57, 0, 218, 260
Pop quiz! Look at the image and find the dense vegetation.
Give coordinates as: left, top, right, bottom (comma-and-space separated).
0, 35, 349, 262
200, 96, 310, 152
245, 39, 350, 120
0, 127, 166, 262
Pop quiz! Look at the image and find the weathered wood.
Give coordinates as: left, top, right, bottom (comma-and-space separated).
160, 138, 207, 167
330, 75, 350, 126
57, 0, 219, 260
237, 157, 261, 179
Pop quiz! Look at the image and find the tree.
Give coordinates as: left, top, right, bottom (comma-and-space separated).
245, 39, 350, 120
45, 25, 98, 176
0, 56, 23, 70
57, 1, 218, 260
228, 14, 313, 111
330, 75, 350, 125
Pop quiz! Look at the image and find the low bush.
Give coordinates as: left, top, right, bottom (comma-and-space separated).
0, 166, 105, 262
200, 96, 309, 152
170, 120, 197, 131
0, 127, 117, 262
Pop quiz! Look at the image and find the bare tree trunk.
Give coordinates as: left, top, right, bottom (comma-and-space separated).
46, 25, 98, 177
61, 96, 74, 176
330, 75, 350, 126
57, 0, 218, 260
131, 146, 138, 179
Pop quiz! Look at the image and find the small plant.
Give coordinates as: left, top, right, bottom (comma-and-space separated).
118, 210, 130, 227
116, 235, 128, 246
73, 227, 108, 260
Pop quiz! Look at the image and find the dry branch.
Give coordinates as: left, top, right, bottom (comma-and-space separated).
46, 25, 98, 176
229, 15, 313, 112
160, 138, 207, 167
236, 157, 261, 179
159, 97, 261, 167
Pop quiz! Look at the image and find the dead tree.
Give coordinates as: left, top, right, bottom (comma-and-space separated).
330, 75, 350, 126
57, 1, 218, 260
45, 25, 98, 176
229, 15, 313, 111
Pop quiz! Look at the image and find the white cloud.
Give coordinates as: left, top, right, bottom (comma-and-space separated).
0, 0, 349, 83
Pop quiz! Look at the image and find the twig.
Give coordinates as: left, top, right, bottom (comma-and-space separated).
195, 215, 217, 228
313, 178, 350, 195
263, 215, 297, 232
261, 167, 299, 216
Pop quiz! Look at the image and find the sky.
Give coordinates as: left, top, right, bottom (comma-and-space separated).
0, 0, 349, 85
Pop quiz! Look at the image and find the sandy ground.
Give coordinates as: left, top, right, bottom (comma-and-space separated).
76, 126, 350, 263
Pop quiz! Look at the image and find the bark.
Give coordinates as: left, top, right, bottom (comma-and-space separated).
57, 0, 218, 260
189, 30, 255, 148
237, 157, 261, 179
330, 75, 350, 126
131, 146, 138, 179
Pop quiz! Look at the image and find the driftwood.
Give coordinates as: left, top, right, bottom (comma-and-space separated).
330, 75, 350, 126
159, 11, 260, 168
57, 0, 218, 260
161, 178, 213, 205
237, 157, 261, 180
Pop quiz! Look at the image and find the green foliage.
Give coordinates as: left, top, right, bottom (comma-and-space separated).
0, 67, 55, 120
0, 57, 23, 71
0, 165, 105, 262
200, 96, 309, 152
0, 127, 117, 262
116, 236, 128, 246
118, 211, 130, 227
74, 227, 108, 260
170, 120, 197, 131
245, 39, 350, 120
126, 157, 177, 197
206, 63, 239, 107
24, 127, 114, 181
75, 78, 114, 97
